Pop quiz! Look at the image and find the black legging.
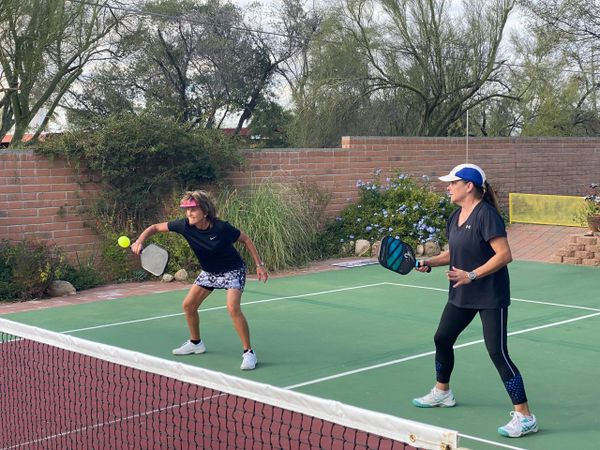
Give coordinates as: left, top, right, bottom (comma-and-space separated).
433, 302, 528, 405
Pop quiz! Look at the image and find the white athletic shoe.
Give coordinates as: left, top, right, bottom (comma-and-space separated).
240, 350, 257, 370
412, 387, 456, 408
172, 340, 206, 355
498, 411, 538, 438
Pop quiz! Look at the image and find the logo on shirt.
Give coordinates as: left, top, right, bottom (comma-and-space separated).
465, 225, 471, 230
209, 236, 217, 240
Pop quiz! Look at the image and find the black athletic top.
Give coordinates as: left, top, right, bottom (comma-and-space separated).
168, 218, 244, 273
446, 201, 510, 309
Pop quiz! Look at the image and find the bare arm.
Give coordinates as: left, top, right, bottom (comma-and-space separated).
416, 249, 451, 272
447, 236, 512, 287
131, 222, 169, 255
238, 231, 268, 283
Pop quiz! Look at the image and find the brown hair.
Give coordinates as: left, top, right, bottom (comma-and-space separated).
474, 181, 500, 213
181, 190, 218, 222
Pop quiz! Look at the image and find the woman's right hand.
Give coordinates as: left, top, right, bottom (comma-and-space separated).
416, 261, 432, 273
131, 241, 143, 255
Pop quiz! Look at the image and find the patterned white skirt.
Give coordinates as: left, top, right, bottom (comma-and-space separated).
194, 265, 246, 291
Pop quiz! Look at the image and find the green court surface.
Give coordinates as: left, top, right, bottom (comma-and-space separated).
3, 260, 599, 450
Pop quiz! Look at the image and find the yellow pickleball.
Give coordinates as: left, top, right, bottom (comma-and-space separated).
117, 236, 130, 248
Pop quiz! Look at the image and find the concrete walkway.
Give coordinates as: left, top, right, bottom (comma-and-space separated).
0, 224, 587, 314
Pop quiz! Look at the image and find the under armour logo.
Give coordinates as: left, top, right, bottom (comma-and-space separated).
465, 225, 471, 230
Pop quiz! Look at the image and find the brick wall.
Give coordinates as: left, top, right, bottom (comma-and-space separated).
0, 150, 101, 261
2, 137, 599, 261
228, 136, 600, 217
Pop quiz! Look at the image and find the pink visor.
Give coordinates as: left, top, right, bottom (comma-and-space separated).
179, 199, 198, 208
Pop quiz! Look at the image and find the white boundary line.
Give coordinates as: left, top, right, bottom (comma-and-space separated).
62, 281, 600, 334
61, 283, 388, 333
384, 282, 600, 312
285, 310, 600, 389
458, 433, 529, 450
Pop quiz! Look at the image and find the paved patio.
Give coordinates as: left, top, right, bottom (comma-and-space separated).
506, 223, 580, 262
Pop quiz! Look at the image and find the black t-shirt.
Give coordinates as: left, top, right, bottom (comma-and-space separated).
446, 201, 510, 309
167, 218, 244, 273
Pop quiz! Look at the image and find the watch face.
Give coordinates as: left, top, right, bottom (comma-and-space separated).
468, 271, 476, 281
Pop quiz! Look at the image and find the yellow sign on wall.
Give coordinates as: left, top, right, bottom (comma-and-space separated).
509, 193, 585, 227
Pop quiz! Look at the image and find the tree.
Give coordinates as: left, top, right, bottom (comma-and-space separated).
248, 96, 293, 147
231, 0, 319, 134
0, 0, 123, 145
288, 0, 519, 145
63, 0, 318, 134
288, 11, 379, 146
517, 0, 600, 135
523, 0, 600, 43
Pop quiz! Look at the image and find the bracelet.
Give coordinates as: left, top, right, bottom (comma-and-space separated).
257, 262, 265, 267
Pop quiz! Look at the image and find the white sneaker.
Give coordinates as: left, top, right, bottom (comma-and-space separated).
412, 387, 456, 408
172, 340, 206, 355
240, 350, 257, 370
498, 411, 538, 438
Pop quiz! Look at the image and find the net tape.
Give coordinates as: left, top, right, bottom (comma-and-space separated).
0, 318, 459, 450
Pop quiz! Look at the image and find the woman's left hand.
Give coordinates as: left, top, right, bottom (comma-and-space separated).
446, 266, 471, 288
257, 266, 269, 283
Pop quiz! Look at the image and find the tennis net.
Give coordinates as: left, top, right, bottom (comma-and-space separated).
0, 318, 459, 450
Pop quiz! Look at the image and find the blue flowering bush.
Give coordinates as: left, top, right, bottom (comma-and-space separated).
321, 170, 456, 255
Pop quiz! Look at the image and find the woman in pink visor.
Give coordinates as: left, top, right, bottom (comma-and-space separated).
132, 190, 268, 371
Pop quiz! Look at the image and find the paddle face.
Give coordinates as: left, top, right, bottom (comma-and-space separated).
141, 244, 169, 276
378, 236, 417, 275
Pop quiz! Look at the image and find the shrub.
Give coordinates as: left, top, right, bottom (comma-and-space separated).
0, 240, 67, 301
36, 112, 242, 230
321, 170, 456, 255
218, 182, 329, 271
0, 240, 111, 301
60, 253, 105, 291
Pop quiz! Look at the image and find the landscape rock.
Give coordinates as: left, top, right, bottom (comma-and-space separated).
174, 269, 188, 281
46, 280, 76, 297
355, 239, 371, 256
424, 241, 441, 256
371, 240, 381, 257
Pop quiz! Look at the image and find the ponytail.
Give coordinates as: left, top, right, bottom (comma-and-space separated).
481, 181, 500, 213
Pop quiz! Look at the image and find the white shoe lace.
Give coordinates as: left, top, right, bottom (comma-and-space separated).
505, 411, 525, 432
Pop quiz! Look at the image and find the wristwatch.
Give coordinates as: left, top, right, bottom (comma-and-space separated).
467, 271, 477, 281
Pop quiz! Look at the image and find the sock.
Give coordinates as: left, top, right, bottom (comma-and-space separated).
190, 339, 201, 345
243, 349, 253, 354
